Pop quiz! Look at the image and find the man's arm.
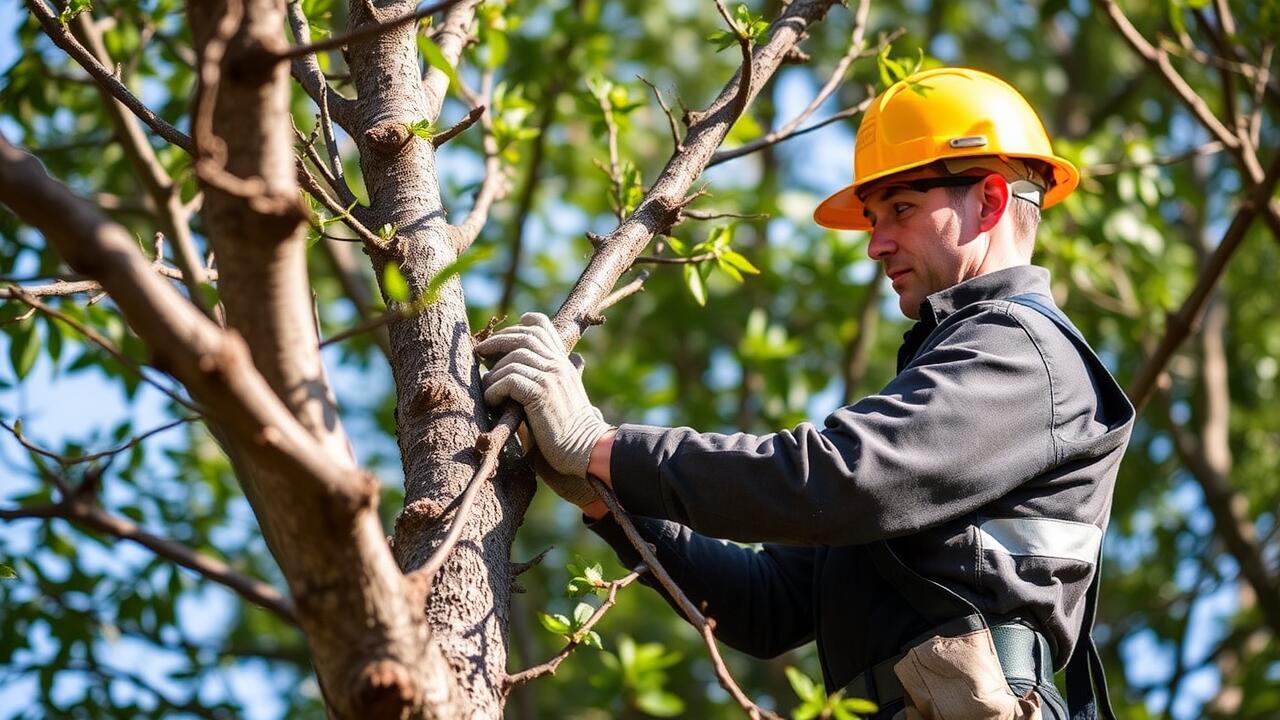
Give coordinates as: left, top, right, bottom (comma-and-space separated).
602, 307, 1058, 546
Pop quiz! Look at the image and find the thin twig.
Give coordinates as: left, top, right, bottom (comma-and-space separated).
638, 75, 683, 152
714, 0, 755, 130
634, 251, 718, 265
274, 0, 468, 61
1084, 141, 1227, 176
286, 0, 354, 204
594, 85, 626, 223
296, 159, 390, 251
598, 271, 651, 313
451, 74, 507, 252
680, 209, 769, 222
319, 295, 434, 348
0, 265, 216, 300
504, 570, 642, 688
1100, 0, 1261, 182
8, 287, 202, 413
24, 0, 193, 154
723, 87, 878, 166
0, 415, 199, 467
0, 500, 296, 623
432, 105, 486, 148
586, 476, 780, 720
708, 98, 875, 167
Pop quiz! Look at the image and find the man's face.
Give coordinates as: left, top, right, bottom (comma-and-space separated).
860, 168, 989, 319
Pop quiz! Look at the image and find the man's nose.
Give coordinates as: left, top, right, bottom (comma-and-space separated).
867, 228, 896, 261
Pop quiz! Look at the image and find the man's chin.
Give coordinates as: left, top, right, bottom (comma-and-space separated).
899, 297, 922, 320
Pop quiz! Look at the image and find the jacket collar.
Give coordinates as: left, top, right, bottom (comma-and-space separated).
896, 265, 1053, 372
920, 265, 1053, 324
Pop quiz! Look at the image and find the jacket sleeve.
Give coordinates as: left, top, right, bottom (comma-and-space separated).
608, 306, 1056, 546
587, 513, 816, 659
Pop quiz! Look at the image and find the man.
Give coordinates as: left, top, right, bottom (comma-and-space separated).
478, 68, 1134, 719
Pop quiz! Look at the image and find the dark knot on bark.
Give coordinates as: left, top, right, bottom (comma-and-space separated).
365, 123, 413, 154
394, 498, 447, 539
353, 659, 417, 719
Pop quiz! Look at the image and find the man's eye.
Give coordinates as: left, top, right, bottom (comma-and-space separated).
893, 203, 912, 215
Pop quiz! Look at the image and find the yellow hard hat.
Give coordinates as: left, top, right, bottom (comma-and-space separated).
813, 67, 1079, 231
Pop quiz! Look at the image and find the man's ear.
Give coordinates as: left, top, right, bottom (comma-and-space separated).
976, 174, 1010, 233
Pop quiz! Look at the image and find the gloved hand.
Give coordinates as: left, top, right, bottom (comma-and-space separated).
476, 312, 612, 480
514, 354, 604, 508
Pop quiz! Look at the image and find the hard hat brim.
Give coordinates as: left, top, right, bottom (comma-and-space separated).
813, 185, 870, 230
813, 153, 1080, 233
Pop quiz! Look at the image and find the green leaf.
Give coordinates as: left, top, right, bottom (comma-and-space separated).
382, 263, 410, 303
9, 317, 40, 380
683, 263, 707, 306
706, 30, 739, 53
580, 630, 602, 649
839, 697, 879, 715
721, 249, 761, 275
405, 118, 436, 141
785, 666, 818, 702
572, 601, 595, 628
583, 563, 603, 584
634, 689, 684, 717
58, 0, 91, 24
537, 611, 571, 636
717, 257, 744, 283
0, 564, 16, 580
666, 236, 689, 256
792, 704, 822, 720
417, 35, 459, 89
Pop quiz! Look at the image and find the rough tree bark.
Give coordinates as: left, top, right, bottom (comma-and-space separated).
2, 0, 841, 716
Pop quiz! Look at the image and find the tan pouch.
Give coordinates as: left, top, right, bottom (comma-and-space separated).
890, 628, 1042, 720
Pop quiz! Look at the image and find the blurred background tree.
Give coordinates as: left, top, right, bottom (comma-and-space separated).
1, 0, 1277, 718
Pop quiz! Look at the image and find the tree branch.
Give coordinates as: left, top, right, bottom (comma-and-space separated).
275, 0, 468, 63
8, 286, 203, 413
25, 0, 193, 155
450, 75, 507, 252
586, 476, 780, 720
503, 569, 642, 688
68, 11, 212, 317
0, 499, 297, 623
431, 104, 486, 148
0, 265, 216, 300
1099, 0, 1265, 183
285, 0, 357, 167
707, 3, 890, 167
841, 267, 883, 404
0, 415, 198, 467
1127, 148, 1280, 409
1083, 140, 1226, 177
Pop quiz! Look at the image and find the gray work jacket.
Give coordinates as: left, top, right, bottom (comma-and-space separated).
588, 265, 1135, 692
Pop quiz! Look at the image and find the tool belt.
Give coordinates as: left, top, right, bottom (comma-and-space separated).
843, 622, 1055, 709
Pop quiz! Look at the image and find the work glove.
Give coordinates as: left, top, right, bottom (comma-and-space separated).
514, 353, 603, 509
476, 312, 612, 480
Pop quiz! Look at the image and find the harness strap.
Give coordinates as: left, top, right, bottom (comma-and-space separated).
1009, 294, 1116, 720
856, 294, 1118, 720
